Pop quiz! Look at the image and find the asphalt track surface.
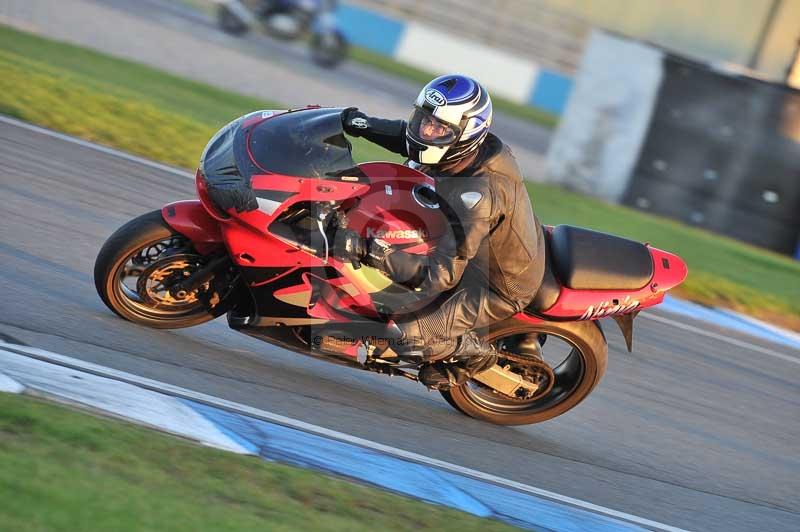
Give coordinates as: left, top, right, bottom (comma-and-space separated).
2, 118, 800, 531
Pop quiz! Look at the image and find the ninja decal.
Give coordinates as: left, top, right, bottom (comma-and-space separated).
580, 296, 640, 320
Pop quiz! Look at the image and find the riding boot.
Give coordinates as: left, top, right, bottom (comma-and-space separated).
417, 331, 498, 390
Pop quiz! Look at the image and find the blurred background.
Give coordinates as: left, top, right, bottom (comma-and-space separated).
318, 0, 800, 258
1, 0, 798, 327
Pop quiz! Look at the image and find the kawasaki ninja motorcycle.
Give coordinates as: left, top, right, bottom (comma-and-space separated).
94, 107, 688, 425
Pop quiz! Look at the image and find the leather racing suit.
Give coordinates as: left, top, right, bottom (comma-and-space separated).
343, 112, 546, 362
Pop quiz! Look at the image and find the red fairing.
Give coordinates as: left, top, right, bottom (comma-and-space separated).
161, 200, 224, 255
346, 162, 447, 254
648, 246, 688, 292
539, 285, 661, 320
221, 221, 315, 268
241, 173, 370, 233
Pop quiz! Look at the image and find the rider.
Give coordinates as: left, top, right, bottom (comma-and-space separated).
335, 74, 545, 390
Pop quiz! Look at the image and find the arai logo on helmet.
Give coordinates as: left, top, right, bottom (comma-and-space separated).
424, 89, 447, 107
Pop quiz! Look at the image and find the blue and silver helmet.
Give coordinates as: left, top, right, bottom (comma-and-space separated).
406, 74, 493, 165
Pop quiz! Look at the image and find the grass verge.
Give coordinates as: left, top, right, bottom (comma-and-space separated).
1, 23, 799, 330
0, 24, 400, 169
0, 393, 515, 531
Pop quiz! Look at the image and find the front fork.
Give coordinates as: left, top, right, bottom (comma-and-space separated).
161, 200, 245, 311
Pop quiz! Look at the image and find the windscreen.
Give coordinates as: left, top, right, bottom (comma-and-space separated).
247, 107, 356, 179
199, 108, 358, 213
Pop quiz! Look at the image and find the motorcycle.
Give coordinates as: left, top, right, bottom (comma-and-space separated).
94, 107, 688, 425
217, 0, 348, 68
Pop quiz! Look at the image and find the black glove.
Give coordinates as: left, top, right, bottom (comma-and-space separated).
332, 228, 395, 272
333, 229, 367, 263
341, 107, 370, 137
363, 237, 393, 271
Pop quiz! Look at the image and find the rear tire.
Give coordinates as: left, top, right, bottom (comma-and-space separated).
310, 30, 348, 68
94, 210, 226, 329
441, 319, 607, 425
218, 5, 248, 35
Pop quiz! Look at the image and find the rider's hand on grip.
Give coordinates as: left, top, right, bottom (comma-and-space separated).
332, 228, 367, 264
363, 238, 393, 272
341, 107, 369, 136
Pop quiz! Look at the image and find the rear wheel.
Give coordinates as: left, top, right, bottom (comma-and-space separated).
441, 320, 607, 425
218, 5, 249, 35
310, 30, 348, 68
94, 210, 228, 329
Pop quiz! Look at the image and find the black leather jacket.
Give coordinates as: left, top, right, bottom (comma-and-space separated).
345, 113, 545, 312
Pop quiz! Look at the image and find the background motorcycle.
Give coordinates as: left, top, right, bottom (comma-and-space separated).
218, 0, 348, 68
94, 107, 688, 425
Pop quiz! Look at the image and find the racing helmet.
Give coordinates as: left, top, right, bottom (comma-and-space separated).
406, 74, 493, 165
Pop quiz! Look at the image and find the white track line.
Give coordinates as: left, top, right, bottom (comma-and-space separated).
0, 341, 689, 532
640, 313, 800, 366
0, 115, 193, 178
1, 118, 796, 358
720, 310, 800, 345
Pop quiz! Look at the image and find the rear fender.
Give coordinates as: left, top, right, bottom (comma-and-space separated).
648, 246, 688, 292
609, 247, 686, 352
162, 200, 224, 255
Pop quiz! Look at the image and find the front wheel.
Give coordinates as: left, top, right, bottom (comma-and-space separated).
441, 320, 607, 425
94, 210, 229, 329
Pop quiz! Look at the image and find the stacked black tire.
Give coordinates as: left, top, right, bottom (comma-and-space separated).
624, 56, 800, 256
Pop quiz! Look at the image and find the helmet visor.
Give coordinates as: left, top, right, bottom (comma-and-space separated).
408, 107, 460, 147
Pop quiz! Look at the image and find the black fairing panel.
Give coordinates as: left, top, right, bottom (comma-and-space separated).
549, 225, 654, 290
200, 115, 258, 213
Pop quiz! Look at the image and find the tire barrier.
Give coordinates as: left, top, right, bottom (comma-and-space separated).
548, 31, 800, 256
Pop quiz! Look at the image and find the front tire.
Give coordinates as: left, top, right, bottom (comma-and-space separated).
94, 210, 226, 329
441, 319, 607, 425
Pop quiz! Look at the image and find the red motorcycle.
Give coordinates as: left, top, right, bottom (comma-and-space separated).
94, 107, 687, 425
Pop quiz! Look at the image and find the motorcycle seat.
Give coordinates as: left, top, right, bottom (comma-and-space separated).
548, 225, 654, 291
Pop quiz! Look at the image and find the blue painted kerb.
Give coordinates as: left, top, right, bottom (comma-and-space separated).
185, 399, 647, 531
336, 2, 573, 117
530, 70, 574, 115
660, 295, 800, 350
336, 4, 405, 56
